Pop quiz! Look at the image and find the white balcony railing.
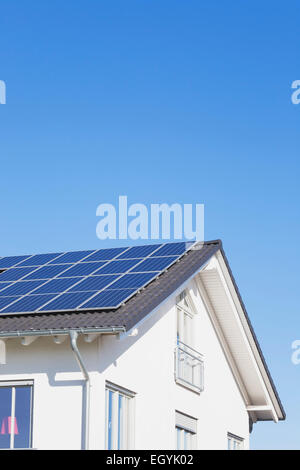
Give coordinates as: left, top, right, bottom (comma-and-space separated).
175, 341, 204, 393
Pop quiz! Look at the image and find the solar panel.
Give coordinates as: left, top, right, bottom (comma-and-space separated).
0, 242, 195, 314
57, 262, 107, 278
68, 275, 120, 292
25, 265, 71, 280
2, 294, 57, 313
17, 253, 63, 267
0, 280, 46, 296
85, 247, 129, 262
108, 272, 155, 289
0, 282, 12, 292
0, 256, 31, 269
0, 296, 22, 310
80, 289, 137, 309
32, 277, 85, 294
149, 242, 190, 257
0, 267, 37, 282
38, 291, 96, 312
95, 259, 141, 275
115, 244, 162, 259
129, 256, 178, 273
48, 250, 96, 264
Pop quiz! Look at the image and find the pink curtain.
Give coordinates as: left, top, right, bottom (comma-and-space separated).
0, 417, 19, 435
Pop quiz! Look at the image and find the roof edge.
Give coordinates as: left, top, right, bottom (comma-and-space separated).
0, 326, 125, 338
218, 246, 286, 421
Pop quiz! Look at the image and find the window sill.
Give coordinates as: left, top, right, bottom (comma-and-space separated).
175, 377, 203, 394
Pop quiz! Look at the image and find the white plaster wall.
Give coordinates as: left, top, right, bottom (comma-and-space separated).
0, 278, 250, 450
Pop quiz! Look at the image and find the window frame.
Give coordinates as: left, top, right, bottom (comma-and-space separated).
227, 432, 244, 450
105, 382, 135, 450
176, 426, 197, 450
175, 291, 204, 393
0, 380, 34, 450
176, 290, 196, 347
175, 411, 197, 450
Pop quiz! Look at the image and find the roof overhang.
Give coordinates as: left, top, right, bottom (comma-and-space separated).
195, 248, 285, 423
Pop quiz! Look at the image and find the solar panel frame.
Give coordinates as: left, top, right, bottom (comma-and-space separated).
57, 261, 108, 278
16, 253, 64, 267
38, 291, 97, 312
0, 255, 33, 269
67, 274, 121, 293
79, 288, 137, 310
24, 264, 74, 280
32, 277, 86, 295
0, 266, 39, 282
94, 259, 142, 275
115, 244, 163, 260
0, 282, 13, 292
129, 256, 178, 273
0, 296, 23, 310
1, 293, 59, 313
47, 250, 98, 265
83, 247, 131, 262
149, 241, 192, 257
0, 280, 47, 296
107, 272, 157, 290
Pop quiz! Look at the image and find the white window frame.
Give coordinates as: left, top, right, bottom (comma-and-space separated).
105, 382, 135, 450
227, 432, 244, 450
176, 291, 196, 347
175, 291, 204, 393
0, 380, 33, 450
175, 411, 197, 450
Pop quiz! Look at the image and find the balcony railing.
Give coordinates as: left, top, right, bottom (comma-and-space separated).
175, 341, 204, 393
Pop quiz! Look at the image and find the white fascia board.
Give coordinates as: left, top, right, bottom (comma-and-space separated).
196, 275, 251, 405
212, 250, 283, 421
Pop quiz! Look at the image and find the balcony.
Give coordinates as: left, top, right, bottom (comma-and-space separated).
175, 341, 204, 393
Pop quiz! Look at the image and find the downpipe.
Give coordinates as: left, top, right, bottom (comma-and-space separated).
69, 330, 91, 450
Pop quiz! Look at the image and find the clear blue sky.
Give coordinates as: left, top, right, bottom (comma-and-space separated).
0, 0, 299, 449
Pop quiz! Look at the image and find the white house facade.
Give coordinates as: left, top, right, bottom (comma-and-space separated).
0, 241, 285, 450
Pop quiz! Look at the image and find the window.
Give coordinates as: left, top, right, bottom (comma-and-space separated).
175, 291, 204, 392
105, 382, 135, 450
0, 381, 33, 449
175, 411, 197, 450
177, 291, 195, 347
227, 433, 244, 450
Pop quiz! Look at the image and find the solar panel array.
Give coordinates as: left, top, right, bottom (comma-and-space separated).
0, 242, 193, 315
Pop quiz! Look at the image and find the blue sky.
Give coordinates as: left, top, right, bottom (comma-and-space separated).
0, 0, 299, 449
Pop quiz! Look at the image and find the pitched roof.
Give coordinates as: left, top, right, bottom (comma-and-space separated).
0, 240, 220, 334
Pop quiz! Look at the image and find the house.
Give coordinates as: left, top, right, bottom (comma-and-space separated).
0, 240, 285, 450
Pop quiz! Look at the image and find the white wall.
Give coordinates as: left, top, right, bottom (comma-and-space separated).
0, 278, 250, 450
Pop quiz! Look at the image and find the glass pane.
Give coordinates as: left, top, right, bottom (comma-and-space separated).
176, 427, 181, 450
0, 387, 12, 449
184, 313, 192, 345
118, 394, 123, 450
107, 390, 114, 450
177, 310, 181, 343
14, 387, 32, 449
184, 430, 189, 450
